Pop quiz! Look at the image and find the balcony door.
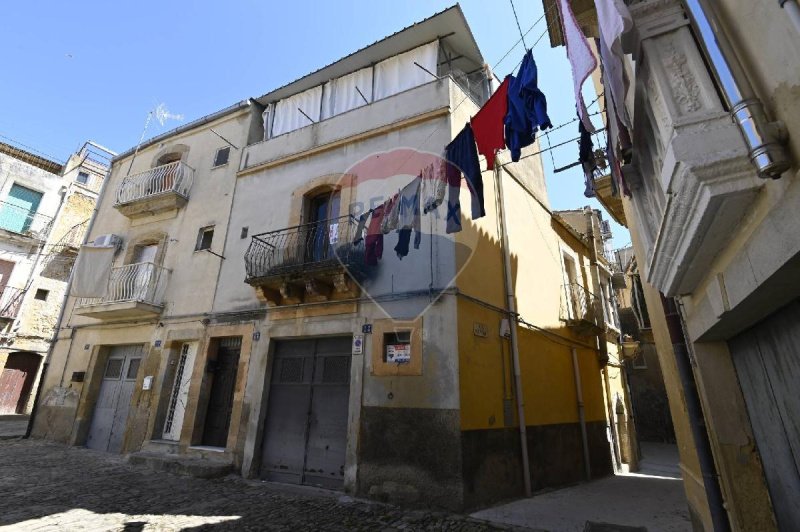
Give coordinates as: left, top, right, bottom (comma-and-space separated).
308, 191, 340, 263
131, 244, 158, 301
0, 184, 43, 234
155, 153, 181, 194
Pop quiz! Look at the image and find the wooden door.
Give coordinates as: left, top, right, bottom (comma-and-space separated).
86, 345, 143, 453
729, 299, 800, 530
0, 353, 40, 414
260, 337, 351, 489
201, 337, 241, 447
0, 184, 43, 233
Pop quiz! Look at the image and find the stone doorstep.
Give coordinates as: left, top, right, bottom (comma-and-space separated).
127, 451, 233, 480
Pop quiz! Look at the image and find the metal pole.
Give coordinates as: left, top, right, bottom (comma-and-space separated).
663, 296, 731, 532
683, 0, 792, 178
494, 163, 532, 497
782, 0, 800, 33
571, 347, 592, 480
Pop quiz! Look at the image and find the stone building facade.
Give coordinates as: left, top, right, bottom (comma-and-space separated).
546, 0, 800, 530
31, 6, 628, 512
0, 141, 111, 416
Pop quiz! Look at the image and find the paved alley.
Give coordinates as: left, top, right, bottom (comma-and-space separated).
0, 415, 27, 439
0, 438, 528, 531
472, 443, 691, 532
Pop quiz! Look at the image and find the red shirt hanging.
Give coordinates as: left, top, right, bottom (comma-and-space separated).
470, 77, 510, 171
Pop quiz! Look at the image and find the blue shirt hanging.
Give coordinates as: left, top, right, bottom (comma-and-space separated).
505, 50, 552, 162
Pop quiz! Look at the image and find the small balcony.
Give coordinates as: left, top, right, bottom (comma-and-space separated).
244, 215, 366, 306
75, 262, 169, 320
0, 286, 25, 319
55, 220, 88, 252
560, 283, 604, 336
114, 161, 194, 220
0, 201, 52, 241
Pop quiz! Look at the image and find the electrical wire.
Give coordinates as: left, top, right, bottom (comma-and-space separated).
508, 0, 528, 50
386, 2, 560, 181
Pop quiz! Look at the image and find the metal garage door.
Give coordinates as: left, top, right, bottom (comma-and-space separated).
729, 299, 800, 530
260, 337, 351, 489
86, 345, 143, 453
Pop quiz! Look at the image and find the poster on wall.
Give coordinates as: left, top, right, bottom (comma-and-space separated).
386, 343, 411, 364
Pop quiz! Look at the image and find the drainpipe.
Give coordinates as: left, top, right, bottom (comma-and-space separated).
779, 0, 800, 35
25, 157, 115, 438
571, 347, 592, 480
683, 0, 792, 179
494, 164, 532, 497
583, 208, 620, 470
662, 296, 731, 532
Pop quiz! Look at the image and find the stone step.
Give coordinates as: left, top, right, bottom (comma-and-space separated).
128, 451, 233, 479
140, 439, 180, 455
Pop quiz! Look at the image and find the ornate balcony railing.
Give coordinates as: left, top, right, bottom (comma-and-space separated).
245, 214, 367, 284
56, 220, 88, 251
0, 201, 53, 239
560, 283, 603, 331
76, 262, 169, 308
115, 161, 194, 205
0, 286, 25, 319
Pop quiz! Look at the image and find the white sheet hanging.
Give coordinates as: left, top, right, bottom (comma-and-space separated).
333, 66, 374, 116
71, 245, 115, 298
261, 105, 272, 140
373, 41, 439, 100
272, 85, 323, 137
321, 81, 336, 120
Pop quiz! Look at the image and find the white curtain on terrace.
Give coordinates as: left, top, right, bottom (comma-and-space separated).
271, 85, 323, 137
322, 66, 374, 119
373, 41, 439, 100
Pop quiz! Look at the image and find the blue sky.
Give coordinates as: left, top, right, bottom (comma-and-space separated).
0, 0, 628, 247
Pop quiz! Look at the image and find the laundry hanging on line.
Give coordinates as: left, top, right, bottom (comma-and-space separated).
394, 176, 422, 259
421, 159, 447, 214
579, 117, 597, 198
365, 203, 386, 266
596, 0, 633, 129
558, 0, 598, 133
446, 123, 484, 224
504, 50, 552, 162
471, 77, 510, 171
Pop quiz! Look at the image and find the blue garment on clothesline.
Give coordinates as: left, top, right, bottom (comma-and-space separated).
505, 50, 552, 162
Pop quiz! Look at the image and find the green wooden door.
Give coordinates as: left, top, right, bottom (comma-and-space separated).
0, 185, 43, 234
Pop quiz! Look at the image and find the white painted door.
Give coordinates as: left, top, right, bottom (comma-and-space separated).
86, 345, 144, 453
162, 342, 197, 441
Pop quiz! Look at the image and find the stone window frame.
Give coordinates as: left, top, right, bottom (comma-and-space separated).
370, 317, 423, 377
122, 230, 169, 267
150, 144, 190, 169
287, 173, 357, 228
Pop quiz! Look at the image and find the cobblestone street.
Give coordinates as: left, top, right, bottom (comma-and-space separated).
0, 439, 524, 531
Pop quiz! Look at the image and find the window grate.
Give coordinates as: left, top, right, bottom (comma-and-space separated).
278, 357, 304, 383
126, 358, 141, 380
164, 344, 190, 434
321, 356, 350, 384
104, 358, 123, 379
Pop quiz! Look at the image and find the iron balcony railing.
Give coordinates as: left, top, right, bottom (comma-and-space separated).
115, 161, 194, 205
560, 283, 603, 326
76, 262, 169, 308
0, 286, 25, 319
56, 220, 88, 250
245, 214, 367, 282
0, 200, 53, 239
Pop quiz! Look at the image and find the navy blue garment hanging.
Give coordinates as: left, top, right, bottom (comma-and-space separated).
579, 117, 597, 198
505, 50, 552, 161
445, 123, 484, 221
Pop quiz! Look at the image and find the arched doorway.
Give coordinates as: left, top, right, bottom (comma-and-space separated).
0, 352, 41, 414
